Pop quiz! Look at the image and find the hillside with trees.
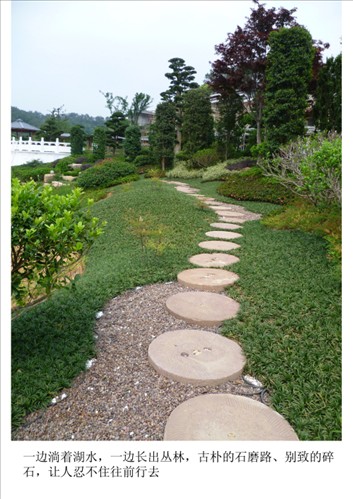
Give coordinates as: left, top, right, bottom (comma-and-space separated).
11, 106, 106, 135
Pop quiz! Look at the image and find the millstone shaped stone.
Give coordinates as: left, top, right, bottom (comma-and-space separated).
219, 217, 245, 224
210, 222, 242, 230
206, 230, 243, 240
166, 291, 240, 326
199, 240, 240, 251
189, 253, 239, 268
164, 394, 299, 441
177, 268, 239, 291
214, 210, 246, 218
148, 329, 246, 386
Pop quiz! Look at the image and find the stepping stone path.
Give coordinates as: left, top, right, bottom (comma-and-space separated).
166, 291, 240, 326
189, 253, 239, 268
148, 329, 246, 386
199, 240, 240, 251
210, 222, 242, 230
205, 230, 243, 240
164, 394, 299, 441
177, 267, 239, 291
148, 181, 298, 440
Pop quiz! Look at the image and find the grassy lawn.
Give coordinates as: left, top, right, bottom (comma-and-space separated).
11, 178, 218, 430
12, 177, 341, 440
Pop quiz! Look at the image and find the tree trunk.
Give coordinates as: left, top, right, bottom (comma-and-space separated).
174, 127, 182, 154
256, 101, 263, 145
161, 156, 165, 171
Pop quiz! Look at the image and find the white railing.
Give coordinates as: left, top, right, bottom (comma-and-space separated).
11, 137, 71, 154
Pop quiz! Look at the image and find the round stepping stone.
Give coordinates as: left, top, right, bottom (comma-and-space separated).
164, 394, 299, 441
189, 253, 239, 268
219, 217, 245, 224
210, 205, 233, 211
177, 268, 239, 291
206, 230, 243, 240
175, 187, 199, 193
210, 222, 242, 230
199, 240, 240, 251
166, 291, 240, 326
215, 211, 246, 218
148, 329, 246, 386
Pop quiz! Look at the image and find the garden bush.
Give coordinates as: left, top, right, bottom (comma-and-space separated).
76, 158, 138, 188
259, 132, 342, 206
11, 179, 105, 305
218, 169, 297, 205
201, 161, 233, 182
188, 147, 220, 169
12, 164, 53, 182
165, 161, 203, 179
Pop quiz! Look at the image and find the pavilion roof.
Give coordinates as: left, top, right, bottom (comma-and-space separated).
11, 118, 40, 132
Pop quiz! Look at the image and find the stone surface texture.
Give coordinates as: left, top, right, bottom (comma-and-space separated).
189, 253, 240, 268
164, 394, 299, 441
166, 291, 240, 326
177, 267, 239, 291
148, 329, 246, 386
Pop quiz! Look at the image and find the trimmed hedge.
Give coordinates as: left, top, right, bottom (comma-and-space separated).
76, 159, 138, 188
218, 170, 297, 205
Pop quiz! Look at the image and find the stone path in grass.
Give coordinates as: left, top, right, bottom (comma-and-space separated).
153, 181, 298, 440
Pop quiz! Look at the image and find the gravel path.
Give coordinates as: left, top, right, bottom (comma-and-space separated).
13, 281, 267, 441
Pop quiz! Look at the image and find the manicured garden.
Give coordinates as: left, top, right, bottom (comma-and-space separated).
12, 174, 341, 440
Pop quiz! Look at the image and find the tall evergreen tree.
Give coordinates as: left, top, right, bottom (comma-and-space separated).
124, 125, 141, 161
208, 0, 298, 145
313, 53, 342, 133
181, 86, 214, 154
39, 107, 67, 141
160, 57, 199, 152
263, 26, 315, 148
149, 102, 177, 171
70, 125, 86, 155
105, 111, 129, 152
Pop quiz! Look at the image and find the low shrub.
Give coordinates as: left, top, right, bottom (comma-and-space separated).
188, 148, 220, 169
226, 157, 257, 171
259, 132, 342, 207
144, 168, 165, 179
165, 161, 203, 179
12, 165, 53, 182
76, 159, 138, 189
201, 161, 233, 182
218, 170, 297, 205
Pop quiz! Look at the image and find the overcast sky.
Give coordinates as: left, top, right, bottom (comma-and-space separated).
11, 0, 342, 118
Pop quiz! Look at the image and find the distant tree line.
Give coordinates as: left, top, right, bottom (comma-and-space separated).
11, 106, 106, 135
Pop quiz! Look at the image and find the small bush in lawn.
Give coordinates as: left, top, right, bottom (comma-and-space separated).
218, 170, 297, 205
201, 161, 234, 182
165, 161, 202, 179
188, 147, 220, 169
11, 179, 105, 306
76, 158, 138, 189
12, 165, 53, 182
259, 132, 342, 207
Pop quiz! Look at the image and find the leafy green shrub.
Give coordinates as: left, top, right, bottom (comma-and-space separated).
201, 161, 233, 182
92, 127, 107, 161
76, 159, 138, 188
165, 161, 203, 179
70, 125, 86, 155
11, 179, 105, 305
218, 170, 297, 204
259, 132, 342, 206
144, 168, 165, 179
134, 148, 156, 169
188, 148, 220, 169
54, 155, 78, 173
12, 165, 53, 182
124, 125, 141, 161
175, 150, 191, 162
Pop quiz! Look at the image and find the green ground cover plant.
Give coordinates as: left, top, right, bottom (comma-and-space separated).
11, 179, 217, 431
176, 179, 341, 440
12, 178, 341, 440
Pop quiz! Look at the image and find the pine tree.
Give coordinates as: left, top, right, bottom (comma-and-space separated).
149, 102, 177, 170
181, 86, 214, 154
